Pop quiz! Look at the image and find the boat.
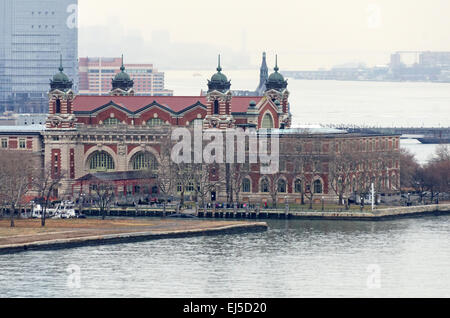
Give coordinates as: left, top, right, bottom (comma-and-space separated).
32, 201, 82, 219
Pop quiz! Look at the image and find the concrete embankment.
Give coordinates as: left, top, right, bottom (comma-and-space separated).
286, 204, 450, 220
194, 204, 450, 220
0, 219, 268, 255
78, 204, 450, 221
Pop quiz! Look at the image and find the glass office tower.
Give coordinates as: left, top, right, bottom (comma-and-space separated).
0, 0, 78, 113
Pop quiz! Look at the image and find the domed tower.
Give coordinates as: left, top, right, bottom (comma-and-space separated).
110, 55, 135, 96
265, 55, 288, 92
205, 55, 233, 129
207, 55, 231, 93
46, 55, 76, 129
265, 55, 291, 129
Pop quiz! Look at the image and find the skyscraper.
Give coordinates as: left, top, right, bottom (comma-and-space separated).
0, 0, 78, 113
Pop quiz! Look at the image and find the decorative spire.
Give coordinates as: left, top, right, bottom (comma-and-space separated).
50, 53, 73, 92
111, 54, 134, 92
59, 54, 64, 72
256, 52, 268, 94
120, 54, 125, 72
217, 54, 222, 72
274, 54, 279, 73
265, 54, 288, 92
207, 54, 231, 93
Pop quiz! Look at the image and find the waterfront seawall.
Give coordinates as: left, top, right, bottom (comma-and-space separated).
76, 204, 450, 221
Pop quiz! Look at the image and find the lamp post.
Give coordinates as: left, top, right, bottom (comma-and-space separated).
285, 196, 289, 216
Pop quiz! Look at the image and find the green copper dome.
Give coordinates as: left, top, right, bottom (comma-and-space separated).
266, 55, 288, 92
50, 55, 73, 91
114, 64, 131, 81
207, 55, 231, 93
112, 55, 134, 91
210, 70, 229, 83
53, 67, 70, 82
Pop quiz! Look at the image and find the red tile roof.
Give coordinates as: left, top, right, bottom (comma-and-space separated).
73, 95, 264, 114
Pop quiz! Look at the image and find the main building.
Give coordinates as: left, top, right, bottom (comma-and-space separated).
0, 56, 401, 206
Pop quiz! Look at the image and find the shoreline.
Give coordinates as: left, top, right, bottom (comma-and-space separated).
0, 219, 268, 255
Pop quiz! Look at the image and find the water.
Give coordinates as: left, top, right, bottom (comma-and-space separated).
165, 71, 450, 164
165, 70, 450, 127
1, 217, 449, 298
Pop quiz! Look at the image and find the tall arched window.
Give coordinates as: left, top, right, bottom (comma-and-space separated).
262, 113, 274, 129
294, 179, 302, 193
278, 179, 287, 193
213, 100, 219, 115
89, 151, 115, 172
242, 178, 251, 193
55, 99, 61, 113
131, 152, 158, 171
260, 178, 269, 193
313, 179, 323, 194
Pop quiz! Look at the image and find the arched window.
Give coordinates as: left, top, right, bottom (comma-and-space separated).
260, 178, 269, 193
55, 99, 61, 113
147, 118, 164, 127
313, 179, 323, 194
294, 179, 302, 193
278, 179, 287, 193
89, 151, 115, 172
213, 100, 219, 115
262, 113, 274, 129
131, 152, 158, 171
103, 118, 119, 125
242, 178, 251, 193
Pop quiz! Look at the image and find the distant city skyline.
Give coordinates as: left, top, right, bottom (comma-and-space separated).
78, 0, 450, 70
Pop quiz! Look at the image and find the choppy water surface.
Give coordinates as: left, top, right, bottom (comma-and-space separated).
1, 217, 449, 298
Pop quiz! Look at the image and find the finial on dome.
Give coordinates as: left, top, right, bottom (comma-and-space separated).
274, 54, 279, 72
59, 54, 64, 72
217, 54, 222, 72
120, 54, 125, 72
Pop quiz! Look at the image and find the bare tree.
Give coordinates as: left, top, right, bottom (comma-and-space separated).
399, 148, 420, 191
89, 180, 116, 220
263, 171, 283, 209
301, 142, 325, 209
0, 151, 36, 227
228, 163, 250, 210
33, 163, 66, 227
328, 146, 360, 207
191, 163, 224, 213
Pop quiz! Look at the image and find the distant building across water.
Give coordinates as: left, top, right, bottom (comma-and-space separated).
79, 57, 173, 96
284, 51, 450, 83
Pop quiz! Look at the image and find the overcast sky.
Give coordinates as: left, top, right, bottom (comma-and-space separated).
78, 0, 450, 69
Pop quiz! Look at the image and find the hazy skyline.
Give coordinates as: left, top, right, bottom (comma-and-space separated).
79, 0, 450, 70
